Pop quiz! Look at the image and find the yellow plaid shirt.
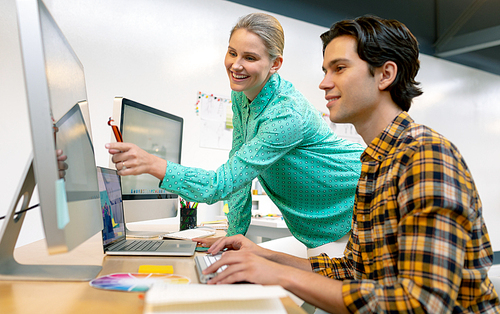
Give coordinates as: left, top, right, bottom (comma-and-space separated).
309, 112, 499, 313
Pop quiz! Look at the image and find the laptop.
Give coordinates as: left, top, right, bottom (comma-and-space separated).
96, 166, 196, 256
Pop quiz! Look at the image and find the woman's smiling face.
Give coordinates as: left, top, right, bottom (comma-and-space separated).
224, 28, 279, 101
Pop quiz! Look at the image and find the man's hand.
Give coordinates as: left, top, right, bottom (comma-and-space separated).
203, 249, 349, 314
206, 234, 265, 256
192, 236, 221, 248
204, 250, 291, 285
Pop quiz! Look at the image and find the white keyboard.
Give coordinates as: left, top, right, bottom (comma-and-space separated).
162, 228, 215, 240
195, 253, 226, 283
203, 254, 227, 272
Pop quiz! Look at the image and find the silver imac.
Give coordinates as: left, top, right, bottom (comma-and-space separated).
110, 97, 183, 237
0, 0, 102, 281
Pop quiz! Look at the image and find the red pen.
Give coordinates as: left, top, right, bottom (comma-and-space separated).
108, 118, 123, 142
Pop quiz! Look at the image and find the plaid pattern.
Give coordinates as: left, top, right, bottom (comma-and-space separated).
309, 112, 499, 313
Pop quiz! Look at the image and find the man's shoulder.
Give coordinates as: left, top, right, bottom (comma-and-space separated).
395, 122, 463, 163
401, 122, 454, 148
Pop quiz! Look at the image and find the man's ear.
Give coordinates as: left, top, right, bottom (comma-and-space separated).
379, 61, 397, 90
270, 55, 283, 73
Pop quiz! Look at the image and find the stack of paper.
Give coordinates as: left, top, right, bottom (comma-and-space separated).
199, 219, 228, 230
161, 228, 216, 240
144, 283, 288, 314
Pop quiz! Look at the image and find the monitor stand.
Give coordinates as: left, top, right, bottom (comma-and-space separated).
121, 200, 176, 238
0, 158, 102, 281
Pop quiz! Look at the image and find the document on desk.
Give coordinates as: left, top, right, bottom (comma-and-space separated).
144, 283, 287, 313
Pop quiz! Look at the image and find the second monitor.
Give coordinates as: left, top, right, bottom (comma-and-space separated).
111, 97, 183, 236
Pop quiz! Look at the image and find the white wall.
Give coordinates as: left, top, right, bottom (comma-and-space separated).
412, 55, 500, 250
1, 0, 499, 249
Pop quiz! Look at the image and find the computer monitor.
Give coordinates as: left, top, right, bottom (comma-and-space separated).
0, 0, 102, 281
110, 97, 183, 236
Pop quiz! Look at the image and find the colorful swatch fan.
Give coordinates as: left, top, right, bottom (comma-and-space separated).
90, 273, 190, 292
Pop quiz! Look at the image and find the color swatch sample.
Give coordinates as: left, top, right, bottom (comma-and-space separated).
138, 265, 174, 274
90, 273, 190, 292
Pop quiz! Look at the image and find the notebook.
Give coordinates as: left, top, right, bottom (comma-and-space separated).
144, 283, 287, 313
97, 167, 196, 256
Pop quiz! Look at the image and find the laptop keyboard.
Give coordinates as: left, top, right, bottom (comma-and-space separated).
111, 239, 163, 251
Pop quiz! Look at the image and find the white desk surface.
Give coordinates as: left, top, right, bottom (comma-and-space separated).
251, 216, 288, 228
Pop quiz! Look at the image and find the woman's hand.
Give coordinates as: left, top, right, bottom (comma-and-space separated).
105, 142, 167, 179
56, 149, 68, 179
205, 234, 265, 256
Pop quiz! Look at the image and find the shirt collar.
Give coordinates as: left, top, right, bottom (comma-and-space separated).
362, 111, 413, 162
233, 73, 280, 116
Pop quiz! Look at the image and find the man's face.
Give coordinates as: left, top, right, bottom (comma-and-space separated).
319, 35, 380, 126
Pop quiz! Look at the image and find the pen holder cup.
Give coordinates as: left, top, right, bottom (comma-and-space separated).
180, 208, 197, 230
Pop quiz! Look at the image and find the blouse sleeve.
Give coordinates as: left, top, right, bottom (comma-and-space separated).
160, 108, 305, 233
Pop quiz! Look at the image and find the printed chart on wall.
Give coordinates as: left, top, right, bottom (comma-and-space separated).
195, 92, 233, 150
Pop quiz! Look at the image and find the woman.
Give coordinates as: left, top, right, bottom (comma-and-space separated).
107, 13, 363, 256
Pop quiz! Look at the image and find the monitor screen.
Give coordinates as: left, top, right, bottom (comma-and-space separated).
55, 104, 100, 203
120, 98, 183, 200
97, 167, 125, 246
110, 97, 183, 225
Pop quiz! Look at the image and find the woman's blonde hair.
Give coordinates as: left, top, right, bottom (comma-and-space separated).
230, 13, 284, 60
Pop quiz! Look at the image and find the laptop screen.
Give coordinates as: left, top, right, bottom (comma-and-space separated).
97, 167, 126, 246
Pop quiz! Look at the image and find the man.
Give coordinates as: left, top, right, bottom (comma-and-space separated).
202, 15, 500, 313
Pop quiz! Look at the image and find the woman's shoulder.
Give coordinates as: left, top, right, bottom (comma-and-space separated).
271, 77, 312, 108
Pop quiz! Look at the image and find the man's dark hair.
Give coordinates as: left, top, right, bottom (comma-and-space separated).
320, 15, 423, 111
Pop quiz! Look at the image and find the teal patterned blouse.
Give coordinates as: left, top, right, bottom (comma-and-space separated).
160, 73, 363, 248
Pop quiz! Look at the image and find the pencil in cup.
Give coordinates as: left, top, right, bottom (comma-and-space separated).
180, 208, 196, 230
179, 198, 198, 230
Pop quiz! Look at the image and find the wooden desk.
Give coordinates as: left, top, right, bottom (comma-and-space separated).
0, 224, 305, 314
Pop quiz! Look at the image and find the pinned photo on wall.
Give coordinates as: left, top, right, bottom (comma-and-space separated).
195, 91, 233, 150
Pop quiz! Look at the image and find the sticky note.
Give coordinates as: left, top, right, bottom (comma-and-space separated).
138, 265, 174, 274
55, 178, 70, 229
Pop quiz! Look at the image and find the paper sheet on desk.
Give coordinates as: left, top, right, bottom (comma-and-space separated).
144, 283, 287, 314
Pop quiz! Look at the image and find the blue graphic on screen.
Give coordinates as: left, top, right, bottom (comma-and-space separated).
97, 168, 125, 245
